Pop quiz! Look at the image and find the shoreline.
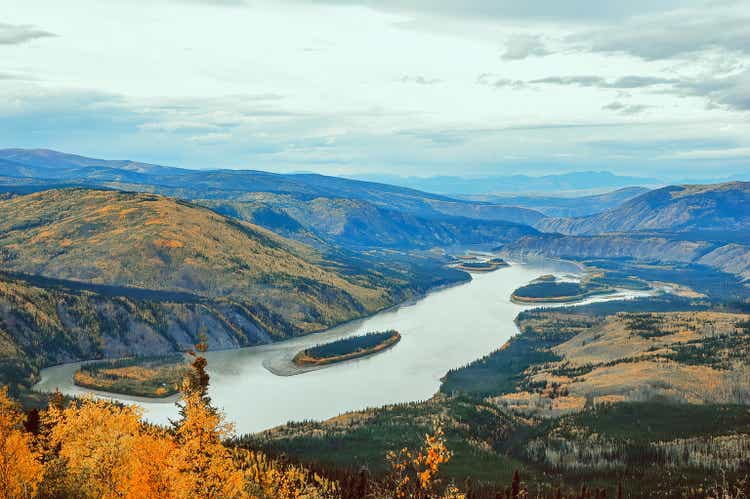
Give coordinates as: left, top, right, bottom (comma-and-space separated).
265, 333, 402, 377
31, 265, 475, 397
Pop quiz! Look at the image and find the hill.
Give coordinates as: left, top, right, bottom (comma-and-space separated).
0, 149, 545, 227
202, 195, 539, 250
535, 182, 750, 235
0, 188, 472, 389
467, 186, 650, 217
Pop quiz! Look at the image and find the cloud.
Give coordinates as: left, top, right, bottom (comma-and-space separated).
399, 75, 441, 85
570, 9, 750, 60
491, 70, 750, 113
180, 0, 246, 5
0, 23, 56, 45
476, 74, 526, 89
187, 132, 233, 144
602, 101, 651, 115
529, 75, 677, 89
666, 147, 750, 160
672, 70, 750, 111
287, 0, 701, 23
501, 34, 549, 60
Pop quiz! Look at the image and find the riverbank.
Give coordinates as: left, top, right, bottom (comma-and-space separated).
34, 260, 604, 434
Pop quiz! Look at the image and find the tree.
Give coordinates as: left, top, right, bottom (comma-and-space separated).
46, 396, 175, 498
169, 334, 246, 498
0, 386, 44, 499
386, 425, 455, 498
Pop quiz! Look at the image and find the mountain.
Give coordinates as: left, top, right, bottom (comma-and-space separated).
0, 149, 546, 252
464, 186, 650, 217
201, 195, 539, 250
535, 182, 750, 236
0, 148, 188, 177
352, 171, 661, 195
0, 188, 452, 335
498, 182, 750, 287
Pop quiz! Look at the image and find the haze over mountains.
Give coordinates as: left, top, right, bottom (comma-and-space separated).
353, 171, 661, 196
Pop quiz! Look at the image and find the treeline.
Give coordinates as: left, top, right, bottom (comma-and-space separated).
303, 331, 399, 359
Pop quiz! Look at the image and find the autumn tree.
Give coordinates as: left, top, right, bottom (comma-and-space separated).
0, 386, 44, 499
45, 396, 176, 498
169, 333, 246, 498
386, 425, 459, 498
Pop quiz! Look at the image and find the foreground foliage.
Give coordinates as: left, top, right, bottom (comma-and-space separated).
0, 339, 464, 499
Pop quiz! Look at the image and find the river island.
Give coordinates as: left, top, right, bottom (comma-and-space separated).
73, 354, 187, 398
292, 330, 401, 367
511, 273, 650, 304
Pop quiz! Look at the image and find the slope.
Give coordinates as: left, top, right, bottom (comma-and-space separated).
0, 188, 408, 335
535, 182, 750, 236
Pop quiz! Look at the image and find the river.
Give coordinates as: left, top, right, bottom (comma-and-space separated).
34, 261, 654, 434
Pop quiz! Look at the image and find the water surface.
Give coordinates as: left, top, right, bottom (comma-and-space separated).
35, 261, 652, 434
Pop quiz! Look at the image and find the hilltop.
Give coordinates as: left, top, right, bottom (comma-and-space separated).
0, 188, 392, 328
535, 182, 750, 236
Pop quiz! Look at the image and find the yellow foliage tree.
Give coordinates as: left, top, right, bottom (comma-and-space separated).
0, 386, 44, 499
45, 396, 176, 498
168, 335, 246, 498
386, 425, 460, 499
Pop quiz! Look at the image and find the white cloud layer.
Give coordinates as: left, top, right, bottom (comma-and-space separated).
1, 0, 749, 178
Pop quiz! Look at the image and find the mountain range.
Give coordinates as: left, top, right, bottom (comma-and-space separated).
352, 171, 661, 195
503, 182, 750, 283
0, 149, 543, 251
464, 186, 650, 217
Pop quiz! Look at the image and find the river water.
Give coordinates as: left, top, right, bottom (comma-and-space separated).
34, 261, 653, 434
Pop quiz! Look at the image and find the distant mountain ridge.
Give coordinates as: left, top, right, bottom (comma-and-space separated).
535, 182, 750, 235
352, 171, 661, 195
0, 148, 545, 250
465, 187, 650, 217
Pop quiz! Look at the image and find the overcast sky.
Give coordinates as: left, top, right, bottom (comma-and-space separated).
2, 0, 750, 179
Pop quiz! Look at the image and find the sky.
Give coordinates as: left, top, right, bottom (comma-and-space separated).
2, 0, 750, 179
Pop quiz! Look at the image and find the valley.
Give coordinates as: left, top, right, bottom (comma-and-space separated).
4, 4, 750, 495
1, 148, 750, 496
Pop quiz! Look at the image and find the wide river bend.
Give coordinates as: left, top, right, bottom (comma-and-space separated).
34, 261, 652, 434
